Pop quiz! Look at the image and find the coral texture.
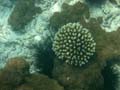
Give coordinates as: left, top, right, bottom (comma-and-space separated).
53, 23, 96, 67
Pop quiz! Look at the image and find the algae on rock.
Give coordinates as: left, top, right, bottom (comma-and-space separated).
17, 74, 64, 90
8, 0, 42, 30
50, 2, 90, 30
52, 16, 120, 90
0, 57, 64, 90
0, 57, 30, 89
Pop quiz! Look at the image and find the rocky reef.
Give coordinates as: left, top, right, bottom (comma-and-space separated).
0, 57, 29, 90
0, 57, 64, 90
51, 18, 120, 90
16, 74, 64, 90
8, 0, 42, 31
49, 2, 120, 90
0, 0, 120, 90
50, 2, 90, 30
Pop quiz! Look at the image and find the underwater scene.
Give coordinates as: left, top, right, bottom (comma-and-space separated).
0, 0, 120, 90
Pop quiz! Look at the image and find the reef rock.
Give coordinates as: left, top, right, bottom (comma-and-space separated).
8, 0, 42, 30
16, 74, 64, 90
0, 57, 64, 90
0, 57, 30, 89
50, 2, 90, 30
52, 17, 120, 90
53, 58, 104, 90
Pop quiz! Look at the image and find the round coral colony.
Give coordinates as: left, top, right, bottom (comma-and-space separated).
52, 23, 96, 67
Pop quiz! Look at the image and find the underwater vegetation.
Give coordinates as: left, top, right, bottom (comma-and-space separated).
8, 0, 42, 31
52, 19, 105, 90
53, 22, 96, 67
